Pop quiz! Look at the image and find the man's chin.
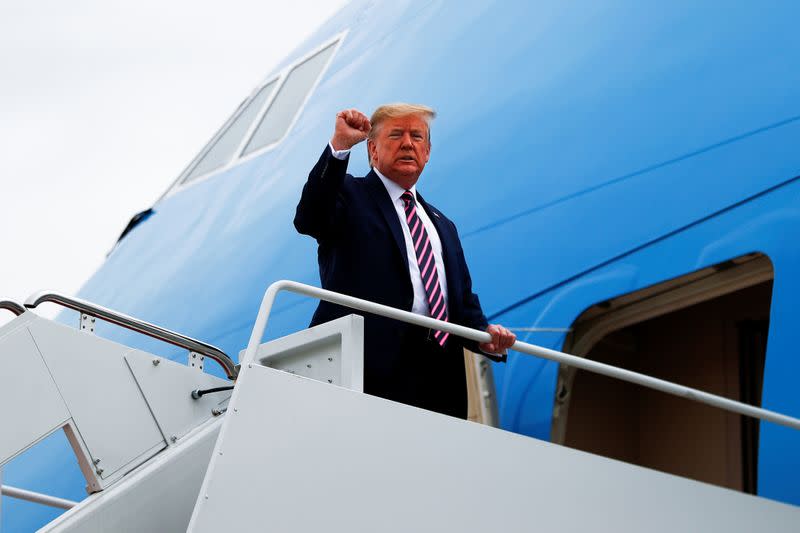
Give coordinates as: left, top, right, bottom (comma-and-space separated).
393, 163, 421, 176
384, 168, 422, 187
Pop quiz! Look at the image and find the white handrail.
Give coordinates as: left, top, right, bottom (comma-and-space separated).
244, 280, 800, 432
1, 484, 78, 510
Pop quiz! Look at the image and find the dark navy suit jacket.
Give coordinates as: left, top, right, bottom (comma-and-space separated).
294, 145, 502, 405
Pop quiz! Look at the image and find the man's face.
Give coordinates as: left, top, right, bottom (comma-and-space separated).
368, 114, 431, 188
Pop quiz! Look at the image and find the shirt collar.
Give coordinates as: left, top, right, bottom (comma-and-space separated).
374, 167, 417, 204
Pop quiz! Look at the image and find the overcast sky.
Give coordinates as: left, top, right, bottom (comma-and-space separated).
0, 0, 347, 314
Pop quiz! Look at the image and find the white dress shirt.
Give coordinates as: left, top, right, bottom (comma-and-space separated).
329, 143, 449, 316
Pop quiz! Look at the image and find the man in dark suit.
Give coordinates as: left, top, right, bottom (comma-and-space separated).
294, 103, 515, 419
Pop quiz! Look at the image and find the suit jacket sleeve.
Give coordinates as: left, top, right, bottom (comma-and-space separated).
294, 144, 350, 243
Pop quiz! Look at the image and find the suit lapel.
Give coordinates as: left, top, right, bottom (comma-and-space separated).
365, 171, 409, 271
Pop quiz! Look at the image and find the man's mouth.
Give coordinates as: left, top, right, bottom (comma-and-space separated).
398, 156, 415, 162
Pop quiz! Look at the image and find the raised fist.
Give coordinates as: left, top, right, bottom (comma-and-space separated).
331, 109, 371, 151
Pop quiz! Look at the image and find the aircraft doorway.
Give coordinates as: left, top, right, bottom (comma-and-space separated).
553, 253, 773, 494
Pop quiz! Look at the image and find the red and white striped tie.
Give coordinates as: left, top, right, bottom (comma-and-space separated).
401, 190, 449, 346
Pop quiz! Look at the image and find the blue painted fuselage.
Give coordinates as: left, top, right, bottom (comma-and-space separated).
6, 1, 800, 529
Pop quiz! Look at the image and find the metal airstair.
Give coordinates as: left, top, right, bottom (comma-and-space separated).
2, 282, 799, 532
0, 293, 235, 531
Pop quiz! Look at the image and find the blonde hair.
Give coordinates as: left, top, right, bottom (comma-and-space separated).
368, 103, 436, 166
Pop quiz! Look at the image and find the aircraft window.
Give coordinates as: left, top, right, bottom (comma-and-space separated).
242, 41, 337, 155
183, 79, 277, 183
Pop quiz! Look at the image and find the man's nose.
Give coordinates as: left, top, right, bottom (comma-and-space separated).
400, 132, 413, 148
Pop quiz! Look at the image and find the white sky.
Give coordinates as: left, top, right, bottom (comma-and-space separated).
0, 0, 347, 313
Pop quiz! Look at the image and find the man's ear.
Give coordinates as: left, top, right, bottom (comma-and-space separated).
367, 139, 375, 166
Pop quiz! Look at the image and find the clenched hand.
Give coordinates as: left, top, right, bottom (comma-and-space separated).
479, 324, 516, 355
331, 109, 371, 151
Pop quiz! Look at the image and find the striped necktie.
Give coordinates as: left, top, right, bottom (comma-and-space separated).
401, 190, 449, 346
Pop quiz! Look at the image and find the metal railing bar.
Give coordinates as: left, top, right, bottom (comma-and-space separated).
508, 327, 572, 332
1, 300, 26, 316
24, 291, 237, 380
1, 484, 78, 510
244, 280, 800, 432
